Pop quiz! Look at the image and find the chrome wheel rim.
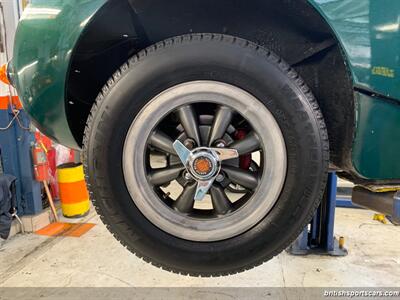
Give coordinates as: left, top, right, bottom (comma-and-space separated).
123, 81, 287, 242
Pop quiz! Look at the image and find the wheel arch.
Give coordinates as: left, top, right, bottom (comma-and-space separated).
66, 0, 355, 172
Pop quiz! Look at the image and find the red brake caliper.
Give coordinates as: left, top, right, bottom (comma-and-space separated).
234, 129, 251, 170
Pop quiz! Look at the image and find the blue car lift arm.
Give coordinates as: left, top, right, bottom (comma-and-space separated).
288, 172, 348, 256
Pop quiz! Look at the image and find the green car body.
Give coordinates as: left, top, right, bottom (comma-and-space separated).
9, 0, 400, 183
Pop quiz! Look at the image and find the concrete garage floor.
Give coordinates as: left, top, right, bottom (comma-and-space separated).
0, 208, 399, 287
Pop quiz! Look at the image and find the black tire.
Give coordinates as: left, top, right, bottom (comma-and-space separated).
83, 34, 329, 276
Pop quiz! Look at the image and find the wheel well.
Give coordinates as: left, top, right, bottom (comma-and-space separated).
66, 0, 355, 171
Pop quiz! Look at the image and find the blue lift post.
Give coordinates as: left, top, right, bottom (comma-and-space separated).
0, 101, 42, 216
288, 172, 348, 256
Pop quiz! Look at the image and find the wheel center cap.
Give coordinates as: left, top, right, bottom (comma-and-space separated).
188, 149, 220, 180
193, 156, 213, 176
172, 140, 239, 201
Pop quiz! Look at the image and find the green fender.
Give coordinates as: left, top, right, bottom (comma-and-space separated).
310, 0, 400, 100
10, 0, 106, 148
310, 0, 400, 180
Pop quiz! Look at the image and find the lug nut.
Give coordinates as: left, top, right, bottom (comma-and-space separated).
184, 172, 192, 180
184, 138, 196, 150
216, 173, 225, 182
214, 139, 226, 148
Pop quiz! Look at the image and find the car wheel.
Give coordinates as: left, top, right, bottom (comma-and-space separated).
83, 34, 329, 276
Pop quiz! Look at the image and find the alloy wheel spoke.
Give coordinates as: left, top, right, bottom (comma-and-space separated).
210, 185, 232, 215
223, 165, 259, 190
174, 182, 197, 213
229, 131, 261, 155
208, 106, 233, 146
178, 105, 201, 146
149, 165, 185, 186
149, 130, 176, 155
